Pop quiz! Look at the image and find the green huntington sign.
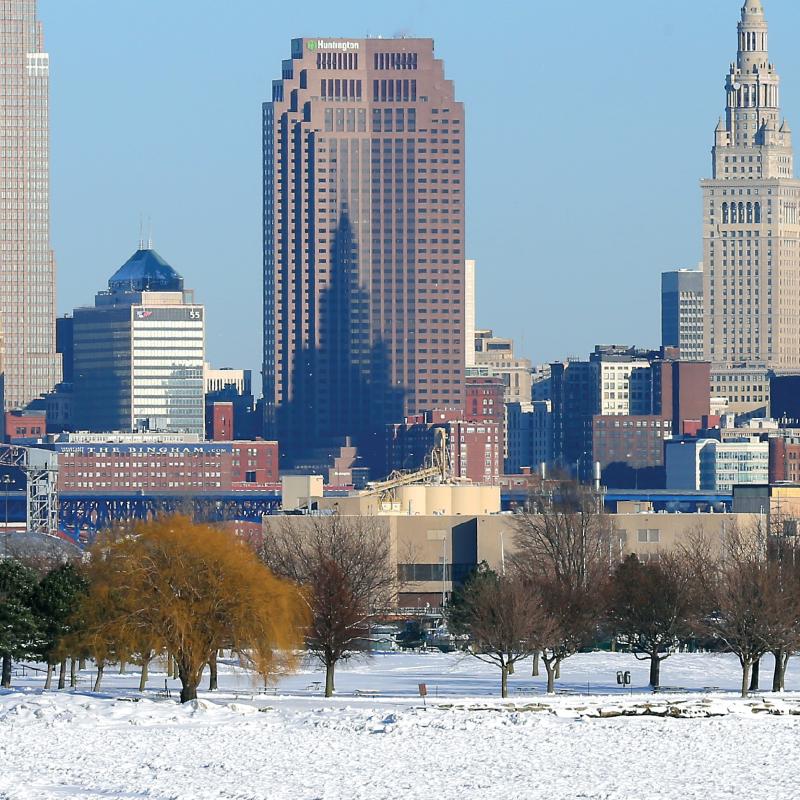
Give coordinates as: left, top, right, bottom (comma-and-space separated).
306, 39, 359, 52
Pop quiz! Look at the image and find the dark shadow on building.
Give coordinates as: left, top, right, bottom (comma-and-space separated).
277, 211, 404, 475
601, 462, 665, 490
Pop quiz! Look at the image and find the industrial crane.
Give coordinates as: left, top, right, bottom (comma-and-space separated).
362, 427, 452, 505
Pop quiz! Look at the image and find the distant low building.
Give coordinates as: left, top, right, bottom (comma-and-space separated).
53, 435, 278, 494
666, 437, 769, 493
4, 409, 46, 444
473, 329, 532, 405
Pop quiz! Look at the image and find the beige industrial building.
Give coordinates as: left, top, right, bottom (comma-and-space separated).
268, 479, 762, 607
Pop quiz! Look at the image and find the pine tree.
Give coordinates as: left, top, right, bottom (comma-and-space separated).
0, 560, 41, 688
32, 563, 89, 689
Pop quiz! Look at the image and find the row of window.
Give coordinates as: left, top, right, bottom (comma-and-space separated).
721, 201, 762, 223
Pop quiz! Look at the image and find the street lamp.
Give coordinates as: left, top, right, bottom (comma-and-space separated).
2, 474, 12, 560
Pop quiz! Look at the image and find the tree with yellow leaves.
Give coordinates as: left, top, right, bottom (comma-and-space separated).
78, 515, 307, 702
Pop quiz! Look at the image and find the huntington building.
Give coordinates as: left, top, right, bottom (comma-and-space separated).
702, 0, 800, 413
263, 38, 465, 468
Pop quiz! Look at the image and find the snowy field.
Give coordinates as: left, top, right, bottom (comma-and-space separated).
3, 650, 800, 799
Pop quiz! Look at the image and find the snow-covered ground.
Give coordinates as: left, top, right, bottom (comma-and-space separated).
2, 651, 800, 799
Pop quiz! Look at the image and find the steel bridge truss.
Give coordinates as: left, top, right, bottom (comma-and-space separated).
58, 493, 282, 542
0, 445, 59, 536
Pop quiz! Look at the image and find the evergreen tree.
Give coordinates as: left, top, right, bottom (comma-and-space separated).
33, 563, 89, 689
0, 560, 41, 688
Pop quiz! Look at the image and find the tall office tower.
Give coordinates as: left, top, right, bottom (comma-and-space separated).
0, 0, 60, 410
702, 0, 800, 413
661, 268, 704, 360
72, 248, 205, 436
263, 38, 465, 467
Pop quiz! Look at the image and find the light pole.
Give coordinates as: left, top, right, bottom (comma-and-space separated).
2, 474, 12, 560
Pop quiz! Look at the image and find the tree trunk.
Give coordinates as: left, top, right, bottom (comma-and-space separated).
749, 658, 760, 692
555, 662, 560, 679
741, 659, 751, 698
649, 653, 661, 688
532, 651, 540, 677
93, 664, 104, 692
44, 662, 54, 690
70, 658, 77, 688
119, 660, 126, 675
58, 659, 67, 690
325, 660, 335, 697
545, 661, 557, 694
139, 655, 150, 692
501, 664, 509, 698
79, 658, 86, 670
172, 656, 180, 680
507, 658, 514, 676
2, 654, 12, 688
772, 650, 790, 693
208, 651, 218, 691
177, 658, 201, 704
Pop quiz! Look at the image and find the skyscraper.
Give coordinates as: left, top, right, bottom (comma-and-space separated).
72, 248, 205, 436
263, 38, 465, 468
0, 0, 60, 411
702, 0, 800, 412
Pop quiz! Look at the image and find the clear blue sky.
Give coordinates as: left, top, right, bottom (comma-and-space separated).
40, 0, 800, 382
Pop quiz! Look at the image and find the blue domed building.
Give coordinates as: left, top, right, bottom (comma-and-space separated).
71, 247, 205, 436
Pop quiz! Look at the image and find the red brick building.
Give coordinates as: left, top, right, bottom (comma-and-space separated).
54, 440, 279, 493
465, 376, 505, 425
4, 410, 46, 443
769, 437, 800, 483
387, 410, 501, 484
206, 402, 234, 441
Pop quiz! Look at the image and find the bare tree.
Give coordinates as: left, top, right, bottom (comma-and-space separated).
765, 514, 800, 691
259, 514, 396, 697
511, 481, 610, 693
606, 554, 695, 688
695, 523, 799, 697
447, 565, 548, 698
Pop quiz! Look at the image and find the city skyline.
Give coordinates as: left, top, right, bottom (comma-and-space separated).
37, 1, 800, 380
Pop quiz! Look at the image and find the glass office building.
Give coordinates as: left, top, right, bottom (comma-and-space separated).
72, 248, 205, 436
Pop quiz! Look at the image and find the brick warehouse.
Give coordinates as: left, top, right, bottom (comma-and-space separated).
54, 440, 278, 494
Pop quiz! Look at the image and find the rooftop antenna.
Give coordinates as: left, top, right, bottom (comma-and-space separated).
147, 216, 153, 250
138, 214, 144, 250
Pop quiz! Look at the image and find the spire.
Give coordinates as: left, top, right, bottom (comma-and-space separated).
741, 0, 764, 20
737, 0, 769, 73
